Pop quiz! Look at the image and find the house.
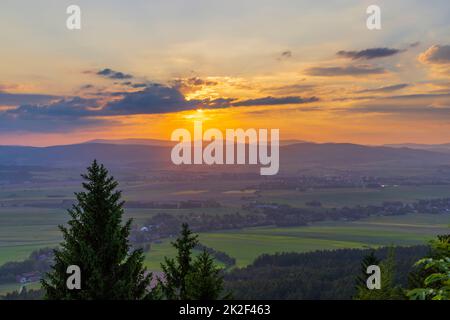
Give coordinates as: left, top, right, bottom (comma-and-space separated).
16, 271, 41, 284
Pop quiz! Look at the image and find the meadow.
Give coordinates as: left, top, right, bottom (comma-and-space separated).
2, 182, 450, 265
1, 210, 448, 295
143, 213, 450, 269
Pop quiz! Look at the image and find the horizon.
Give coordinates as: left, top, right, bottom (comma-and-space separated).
3, 137, 450, 148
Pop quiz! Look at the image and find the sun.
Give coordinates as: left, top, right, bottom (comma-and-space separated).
184, 108, 208, 121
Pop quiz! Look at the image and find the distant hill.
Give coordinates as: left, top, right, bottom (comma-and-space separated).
1, 141, 450, 173
385, 143, 450, 154
84, 138, 308, 147
282, 142, 450, 165
85, 138, 174, 147
0, 143, 169, 168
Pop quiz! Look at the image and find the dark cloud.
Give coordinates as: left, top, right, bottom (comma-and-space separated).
281, 51, 292, 58
419, 45, 450, 64
97, 68, 133, 80
244, 105, 323, 116
0, 92, 59, 106
306, 65, 386, 77
232, 96, 318, 107
0, 97, 109, 132
4, 97, 97, 118
0, 79, 321, 132
120, 81, 148, 88
356, 83, 410, 93
131, 83, 148, 88
171, 77, 218, 92
80, 84, 94, 90
103, 84, 196, 115
200, 98, 236, 109
277, 50, 292, 61
337, 48, 402, 60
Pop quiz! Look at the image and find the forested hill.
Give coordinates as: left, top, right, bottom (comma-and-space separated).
224, 246, 429, 300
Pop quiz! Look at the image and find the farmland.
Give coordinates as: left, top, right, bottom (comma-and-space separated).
1, 171, 450, 297
2, 182, 450, 265
143, 213, 450, 269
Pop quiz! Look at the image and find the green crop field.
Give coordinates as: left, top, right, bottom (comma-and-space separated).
0, 212, 448, 296
1, 183, 450, 271
142, 213, 450, 269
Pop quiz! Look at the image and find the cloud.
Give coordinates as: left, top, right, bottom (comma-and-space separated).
337, 48, 402, 60
356, 84, 410, 93
0, 97, 109, 132
232, 96, 318, 107
0, 79, 321, 132
200, 98, 236, 109
104, 86, 317, 114
342, 93, 450, 119
306, 65, 386, 77
4, 97, 97, 118
130, 83, 148, 88
103, 84, 197, 115
0, 92, 59, 106
80, 84, 94, 90
419, 45, 450, 64
97, 68, 133, 80
171, 77, 218, 94
244, 105, 323, 116
277, 50, 292, 61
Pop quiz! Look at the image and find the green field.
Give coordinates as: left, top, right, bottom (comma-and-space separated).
1, 183, 450, 271
143, 213, 450, 269
1, 212, 448, 295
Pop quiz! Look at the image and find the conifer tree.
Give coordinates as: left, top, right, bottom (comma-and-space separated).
41, 160, 151, 299
355, 250, 381, 293
187, 249, 227, 300
354, 247, 405, 300
159, 223, 198, 299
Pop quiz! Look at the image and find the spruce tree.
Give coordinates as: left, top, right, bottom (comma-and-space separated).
354, 248, 405, 300
355, 250, 381, 293
41, 160, 151, 299
159, 223, 198, 299
158, 223, 230, 300
187, 249, 227, 300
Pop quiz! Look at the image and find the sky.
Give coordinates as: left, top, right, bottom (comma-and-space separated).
1, 0, 450, 146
